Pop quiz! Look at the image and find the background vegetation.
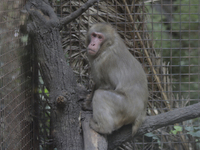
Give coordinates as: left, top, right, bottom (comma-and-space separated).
146, 0, 199, 101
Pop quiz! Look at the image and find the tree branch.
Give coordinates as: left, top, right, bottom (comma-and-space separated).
59, 0, 100, 26
25, 1, 200, 150
25, 1, 85, 149
108, 102, 200, 150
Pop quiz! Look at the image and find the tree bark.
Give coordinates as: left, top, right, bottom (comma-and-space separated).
24, 0, 200, 150
24, 0, 105, 149
82, 113, 108, 150
108, 102, 200, 149
25, 0, 84, 149
60, 0, 100, 26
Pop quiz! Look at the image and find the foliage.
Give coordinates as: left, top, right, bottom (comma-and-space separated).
170, 125, 183, 135
145, 132, 161, 145
146, 0, 199, 100
185, 126, 200, 138
146, 1, 200, 148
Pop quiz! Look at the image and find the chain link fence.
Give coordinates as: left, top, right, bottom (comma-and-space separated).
0, 0, 34, 149
0, 0, 200, 149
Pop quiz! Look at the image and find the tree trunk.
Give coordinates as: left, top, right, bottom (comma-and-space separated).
25, 0, 106, 149
25, 0, 84, 149
24, 0, 200, 150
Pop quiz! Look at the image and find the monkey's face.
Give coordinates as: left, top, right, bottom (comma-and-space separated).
87, 32, 105, 56
86, 23, 115, 57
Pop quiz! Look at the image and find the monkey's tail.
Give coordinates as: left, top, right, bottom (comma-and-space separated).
132, 112, 146, 136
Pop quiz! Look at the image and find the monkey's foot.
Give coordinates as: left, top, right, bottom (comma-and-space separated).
90, 118, 112, 134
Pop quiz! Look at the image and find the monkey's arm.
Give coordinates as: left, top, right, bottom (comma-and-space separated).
82, 84, 97, 111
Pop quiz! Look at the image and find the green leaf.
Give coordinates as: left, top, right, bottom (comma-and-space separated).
21, 35, 28, 43
145, 133, 155, 137
44, 88, 49, 96
170, 125, 182, 135
170, 130, 177, 135
188, 131, 200, 137
194, 126, 200, 130
185, 126, 194, 132
174, 126, 183, 132
145, 133, 161, 145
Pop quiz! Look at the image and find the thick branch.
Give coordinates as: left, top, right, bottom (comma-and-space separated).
108, 102, 200, 150
25, 1, 84, 149
60, 0, 100, 26
25, 1, 200, 150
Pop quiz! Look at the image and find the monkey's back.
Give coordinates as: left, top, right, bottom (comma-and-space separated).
87, 24, 148, 135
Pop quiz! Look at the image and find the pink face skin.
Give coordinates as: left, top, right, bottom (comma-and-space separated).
87, 32, 104, 55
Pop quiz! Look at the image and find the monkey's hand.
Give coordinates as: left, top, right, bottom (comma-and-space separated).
82, 100, 93, 111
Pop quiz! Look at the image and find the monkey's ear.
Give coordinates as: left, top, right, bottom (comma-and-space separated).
103, 37, 114, 47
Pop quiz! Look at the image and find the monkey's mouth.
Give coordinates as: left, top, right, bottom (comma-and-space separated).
88, 49, 96, 55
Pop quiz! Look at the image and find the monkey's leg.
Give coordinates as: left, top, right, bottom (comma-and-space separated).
132, 110, 146, 135
90, 89, 126, 134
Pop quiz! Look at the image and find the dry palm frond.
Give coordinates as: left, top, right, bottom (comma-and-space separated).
52, 0, 192, 149
60, 0, 171, 110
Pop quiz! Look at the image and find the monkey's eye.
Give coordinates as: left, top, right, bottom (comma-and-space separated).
92, 33, 96, 37
98, 35, 103, 39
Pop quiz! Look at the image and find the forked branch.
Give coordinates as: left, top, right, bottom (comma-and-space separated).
60, 0, 100, 26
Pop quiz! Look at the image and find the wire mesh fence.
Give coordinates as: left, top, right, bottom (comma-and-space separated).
0, 0, 200, 149
0, 0, 34, 149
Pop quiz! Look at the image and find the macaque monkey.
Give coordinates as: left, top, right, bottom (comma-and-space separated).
83, 23, 148, 135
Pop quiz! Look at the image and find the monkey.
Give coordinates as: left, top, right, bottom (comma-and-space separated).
83, 23, 148, 135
